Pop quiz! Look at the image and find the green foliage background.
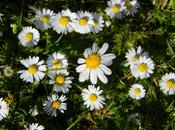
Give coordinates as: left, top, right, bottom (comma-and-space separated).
0, 0, 175, 129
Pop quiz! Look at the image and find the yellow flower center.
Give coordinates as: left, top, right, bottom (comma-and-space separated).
88, 94, 97, 102
51, 101, 61, 109
131, 55, 139, 62
41, 16, 49, 23
79, 18, 87, 26
59, 17, 69, 26
55, 75, 65, 85
125, 1, 133, 9
166, 80, 175, 89
138, 63, 148, 73
28, 65, 37, 74
134, 88, 141, 95
53, 59, 62, 68
86, 54, 101, 69
112, 5, 121, 13
25, 33, 33, 41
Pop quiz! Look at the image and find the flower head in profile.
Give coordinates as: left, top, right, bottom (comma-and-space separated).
33, 8, 55, 30
82, 85, 105, 111
24, 123, 44, 130
123, 0, 139, 16
0, 98, 9, 121
18, 26, 40, 48
105, 0, 125, 19
51, 9, 76, 34
130, 56, 154, 79
18, 56, 46, 83
76, 43, 116, 84
48, 70, 73, 93
73, 11, 93, 34
43, 94, 67, 116
91, 13, 104, 33
159, 72, 175, 95
125, 46, 148, 67
129, 84, 146, 100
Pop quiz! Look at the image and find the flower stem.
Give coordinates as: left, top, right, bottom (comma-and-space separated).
66, 113, 85, 130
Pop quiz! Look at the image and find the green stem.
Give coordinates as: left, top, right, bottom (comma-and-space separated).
19, 0, 24, 27
54, 33, 64, 44
102, 101, 114, 119
76, 84, 83, 91
66, 113, 85, 130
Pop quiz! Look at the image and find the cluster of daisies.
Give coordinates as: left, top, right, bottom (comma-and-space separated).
14, 42, 116, 129
125, 46, 175, 100
105, 0, 139, 19
18, 0, 139, 48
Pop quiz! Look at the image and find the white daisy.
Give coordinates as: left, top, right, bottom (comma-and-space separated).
129, 84, 146, 100
51, 9, 76, 34
47, 52, 68, 70
73, 11, 93, 34
127, 113, 141, 126
43, 94, 67, 116
82, 85, 105, 111
18, 26, 40, 48
48, 70, 73, 93
0, 98, 9, 121
105, 0, 125, 19
24, 123, 44, 130
91, 13, 104, 33
76, 43, 116, 84
159, 72, 175, 95
18, 56, 47, 83
125, 46, 148, 67
131, 56, 155, 79
33, 8, 55, 30
124, 0, 139, 16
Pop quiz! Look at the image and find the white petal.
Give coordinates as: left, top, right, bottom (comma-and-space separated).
92, 43, 98, 53
79, 68, 90, 82
99, 65, 112, 75
78, 58, 85, 64
96, 68, 108, 84
76, 64, 86, 73
90, 70, 97, 84
97, 43, 109, 56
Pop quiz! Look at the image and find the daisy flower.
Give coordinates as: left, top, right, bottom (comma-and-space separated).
48, 70, 73, 93
82, 85, 105, 111
129, 84, 146, 100
18, 26, 40, 48
127, 113, 141, 126
124, 0, 139, 16
0, 98, 9, 121
18, 56, 46, 83
125, 46, 148, 67
43, 94, 67, 116
76, 43, 116, 84
47, 52, 68, 70
159, 72, 175, 95
130, 56, 154, 79
51, 9, 76, 34
24, 123, 44, 130
33, 8, 55, 30
91, 13, 104, 33
105, 0, 125, 19
73, 11, 93, 34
